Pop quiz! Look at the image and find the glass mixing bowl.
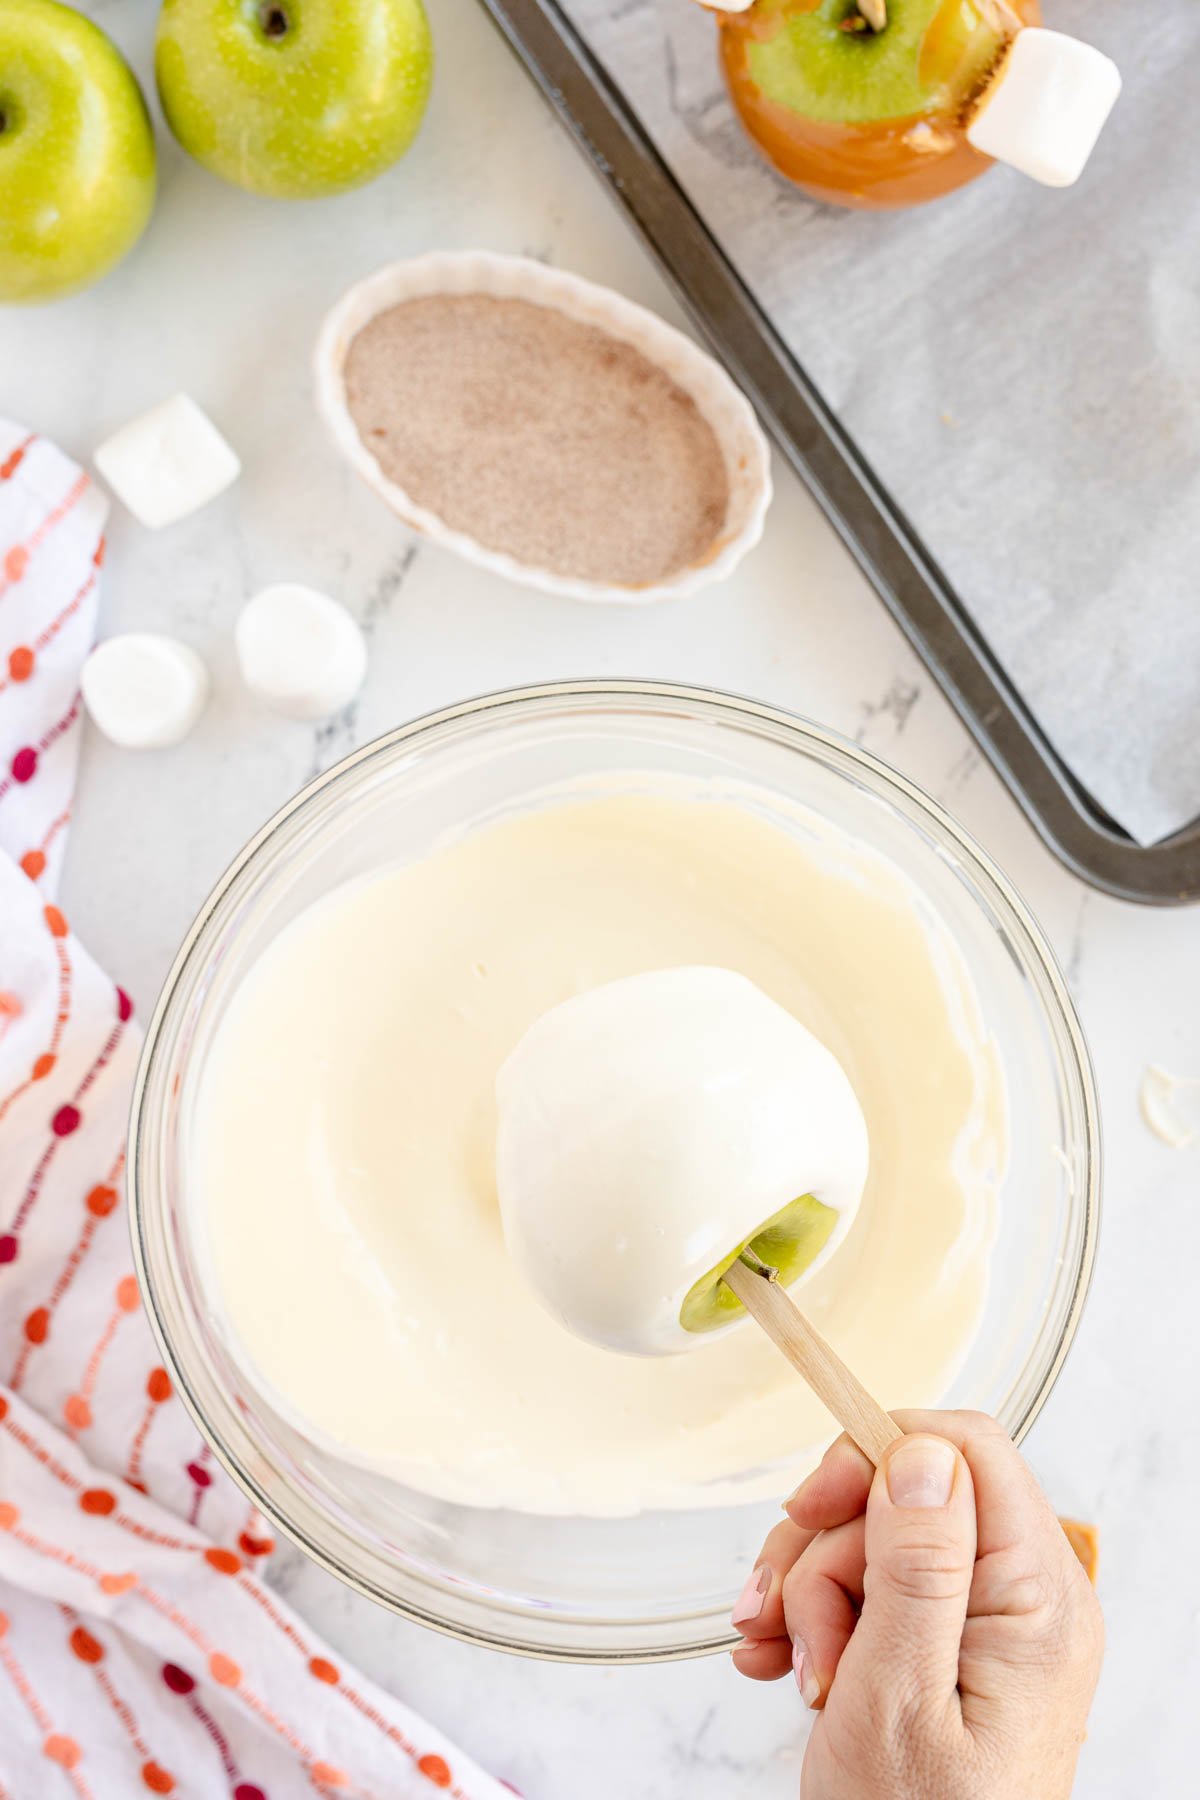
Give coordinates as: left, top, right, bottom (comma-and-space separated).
129, 682, 1099, 1664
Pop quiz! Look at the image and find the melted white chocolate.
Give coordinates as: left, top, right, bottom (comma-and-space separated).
196, 788, 1006, 1516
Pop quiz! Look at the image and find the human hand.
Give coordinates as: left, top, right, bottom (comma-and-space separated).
731, 1412, 1103, 1800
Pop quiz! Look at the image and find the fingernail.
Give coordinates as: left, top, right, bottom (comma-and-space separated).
731, 1564, 770, 1627
886, 1438, 956, 1509
792, 1638, 820, 1709
784, 1472, 811, 1510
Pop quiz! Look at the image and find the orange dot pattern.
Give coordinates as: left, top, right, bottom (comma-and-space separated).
0, 465, 89, 600
70, 1626, 104, 1665
98, 1573, 137, 1597
0, 430, 478, 1800
8, 1157, 129, 1397
17, 805, 72, 887
0, 923, 71, 1127
44, 1733, 81, 1768
311, 1761, 347, 1788
208, 1653, 240, 1688
88, 1185, 118, 1218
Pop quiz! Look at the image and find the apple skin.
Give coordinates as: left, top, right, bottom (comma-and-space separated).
720, 0, 1041, 209
679, 1192, 838, 1335
0, 0, 156, 304
738, 0, 1011, 127
155, 0, 434, 200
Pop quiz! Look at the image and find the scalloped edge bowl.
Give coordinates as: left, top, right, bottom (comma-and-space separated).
313, 251, 772, 604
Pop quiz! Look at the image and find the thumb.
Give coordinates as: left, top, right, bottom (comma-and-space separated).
852, 1433, 976, 1708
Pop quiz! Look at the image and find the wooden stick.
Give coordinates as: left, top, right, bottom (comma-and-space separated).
722, 1257, 902, 1466
858, 0, 887, 32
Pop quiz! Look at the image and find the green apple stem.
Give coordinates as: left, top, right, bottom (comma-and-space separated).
257, 4, 291, 38
737, 1246, 779, 1282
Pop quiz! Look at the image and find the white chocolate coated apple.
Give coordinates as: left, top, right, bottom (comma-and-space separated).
196, 789, 1005, 1516
495, 967, 869, 1355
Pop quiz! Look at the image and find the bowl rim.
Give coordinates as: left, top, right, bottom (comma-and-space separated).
128, 679, 1100, 1664
312, 250, 773, 604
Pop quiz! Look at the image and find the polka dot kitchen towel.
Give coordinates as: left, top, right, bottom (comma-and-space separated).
0, 421, 517, 1800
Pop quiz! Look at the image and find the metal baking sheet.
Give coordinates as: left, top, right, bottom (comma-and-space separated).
478, 0, 1200, 905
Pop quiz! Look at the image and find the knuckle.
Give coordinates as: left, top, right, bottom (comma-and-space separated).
870, 1533, 972, 1604
781, 1552, 832, 1638
781, 1557, 806, 1610
1007, 1567, 1105, 1685
761, 1517, 801, 1566
1002, 1564, 1061, 1618
958, 1409, 1006, 1441
781, 1555, 819, 1629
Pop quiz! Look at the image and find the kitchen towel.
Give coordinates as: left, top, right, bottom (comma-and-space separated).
0, 421, 514, 1800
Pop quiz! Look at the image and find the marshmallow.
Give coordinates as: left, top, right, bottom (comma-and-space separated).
234, 584, 367, 721
967, 28, 1121, 189
495, 967, 869, 1356
81, 632, 209, 749
94, 395, 240, 530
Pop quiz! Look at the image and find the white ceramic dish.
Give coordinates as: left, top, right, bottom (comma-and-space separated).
313, 251, 772, 604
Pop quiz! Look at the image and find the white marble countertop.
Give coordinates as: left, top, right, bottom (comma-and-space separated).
4, 2, 1198, 1795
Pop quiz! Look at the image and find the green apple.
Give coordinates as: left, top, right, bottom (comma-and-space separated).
743, 0, 1011, 125
679, 1192, 838, 1335
155, 0, 433, 200
0, 0, 156, 304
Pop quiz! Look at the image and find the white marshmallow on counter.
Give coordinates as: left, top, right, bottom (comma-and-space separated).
234, 584, 367, 721
81, 633, 209, 749
93, 395, 240, 530
495, 967, 869, 1356
967, 28, 1121, 189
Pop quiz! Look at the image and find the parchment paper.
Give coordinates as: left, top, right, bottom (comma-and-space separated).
563, 0, 1200, 847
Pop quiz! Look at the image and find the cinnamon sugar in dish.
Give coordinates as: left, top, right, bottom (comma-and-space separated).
342, 294, 731, 589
